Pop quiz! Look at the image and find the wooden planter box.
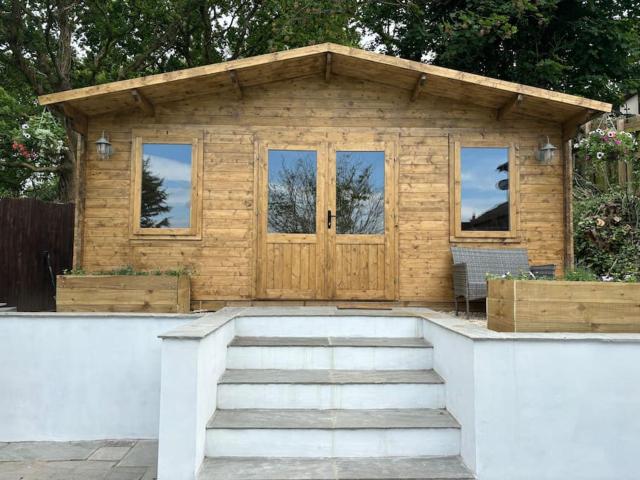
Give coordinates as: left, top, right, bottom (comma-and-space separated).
56, 275, 190, 313
487, 279, 640, 333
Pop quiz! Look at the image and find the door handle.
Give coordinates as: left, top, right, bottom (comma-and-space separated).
328, 210, 332, 229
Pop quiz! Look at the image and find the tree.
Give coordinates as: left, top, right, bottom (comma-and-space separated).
0, 0, 361, 201
358, 0, 640, 104
0, 89, 66, 200
268, 157, 317, 233
140, 157, 171, 228
336, 159, 384, 234
267, 155, 384, 234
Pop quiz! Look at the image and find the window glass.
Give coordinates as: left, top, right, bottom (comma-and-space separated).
460, 147, 509, 231
268, 150, 317, 233
336, 151, 385, 234
140, 143, 192, 229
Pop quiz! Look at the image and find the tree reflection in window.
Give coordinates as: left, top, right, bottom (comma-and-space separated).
336, 151, 384, 234
460, 147, 509, 231
268, 150, 317, 233
140, 143, 192, 229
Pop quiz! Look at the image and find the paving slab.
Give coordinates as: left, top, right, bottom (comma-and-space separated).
89, 446, 133, 461
105, 466, 148, 479
220, 369, 443, 384
118, 440, 158, 468
198, 456, 474, 479
0, 460, 115, 480
199, 457, 335, 479
208, 409, 459, 429
0, 440, 105, 461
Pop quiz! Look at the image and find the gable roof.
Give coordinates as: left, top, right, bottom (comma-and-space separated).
38, 43, 611, 130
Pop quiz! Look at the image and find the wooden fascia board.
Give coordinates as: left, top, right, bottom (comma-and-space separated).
38, 42, 612, 115
325, 44, 612, 113
38, 43, 331, 106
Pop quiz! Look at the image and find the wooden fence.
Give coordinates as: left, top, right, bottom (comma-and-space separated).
0, 198, 74, 311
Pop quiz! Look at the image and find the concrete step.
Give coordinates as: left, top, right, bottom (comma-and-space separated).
226, 337, 433, 370
217, 369, 445, 409
235, 315, 423, 338
198, 456, 475, 479
205, 408, 460, 457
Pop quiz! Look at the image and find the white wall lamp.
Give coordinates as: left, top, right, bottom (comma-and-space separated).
95, 131, 113, 160
536, 136, 558, 164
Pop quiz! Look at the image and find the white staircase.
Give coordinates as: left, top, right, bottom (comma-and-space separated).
198, 316, 474, 479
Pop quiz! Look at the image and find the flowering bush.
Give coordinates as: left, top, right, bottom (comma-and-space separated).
573, 181, 639, 281
574, 127, 638, 187
0, 110, 67, 199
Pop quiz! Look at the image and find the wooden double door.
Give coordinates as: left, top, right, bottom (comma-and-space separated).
257, 140, 396, 300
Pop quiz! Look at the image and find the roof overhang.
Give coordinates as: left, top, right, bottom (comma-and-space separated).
39, 43, 611, 136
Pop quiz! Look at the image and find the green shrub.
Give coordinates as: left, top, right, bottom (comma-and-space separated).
562, 267, 598, 282
573, 183, 640, 280
63, 265, 192, 276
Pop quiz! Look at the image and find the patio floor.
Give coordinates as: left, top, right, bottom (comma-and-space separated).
0, 439, 157, 480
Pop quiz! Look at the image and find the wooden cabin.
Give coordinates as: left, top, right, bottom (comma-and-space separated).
39, 43, 611, 310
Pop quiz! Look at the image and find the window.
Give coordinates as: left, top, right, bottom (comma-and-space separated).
335, 151, 385, 234
131, 131, 202, 237
267, 149, 317, 234
451, 142, 517, 239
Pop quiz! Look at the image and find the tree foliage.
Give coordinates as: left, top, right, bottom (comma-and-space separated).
359, 0, 640, 104
1, 0, 640, 202
140, 157, 171, 228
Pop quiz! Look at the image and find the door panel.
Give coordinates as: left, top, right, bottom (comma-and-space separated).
256, 139, 395, 301
328, 143, 396, 300
257, 145, 326, 299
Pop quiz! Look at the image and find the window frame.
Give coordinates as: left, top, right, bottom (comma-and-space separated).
450, 139, 519, 241
130, 129, 203, 239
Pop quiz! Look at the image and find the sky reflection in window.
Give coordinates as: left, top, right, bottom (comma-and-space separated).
460, 147, 509, 231
140, 143, 192, 229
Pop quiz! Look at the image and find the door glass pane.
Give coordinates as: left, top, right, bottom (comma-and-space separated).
336, 151, 384, 234
141, 143, 192, 228
460, 147, 509, 231
268, 150, 317, 233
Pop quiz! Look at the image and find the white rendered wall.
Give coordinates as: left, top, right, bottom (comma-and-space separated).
0, 313, 191, 441
473, 339, 640, 480
157, 318, 235, 480
423, 316, 640, 480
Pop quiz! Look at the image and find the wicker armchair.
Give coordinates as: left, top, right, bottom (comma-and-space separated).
451, 246, 556, 317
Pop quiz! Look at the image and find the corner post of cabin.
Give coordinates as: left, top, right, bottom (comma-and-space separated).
63, 105, 89, 270
561, 136, 574, 271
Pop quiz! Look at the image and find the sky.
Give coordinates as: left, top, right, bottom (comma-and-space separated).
142, 143, 192, 228
460, 147, 509, 222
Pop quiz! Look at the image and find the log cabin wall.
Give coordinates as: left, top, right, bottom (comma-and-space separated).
82, 75, 565, 307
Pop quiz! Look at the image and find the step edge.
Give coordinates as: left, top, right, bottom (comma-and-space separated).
207, 409, 460, 429
219, 369, 445, 385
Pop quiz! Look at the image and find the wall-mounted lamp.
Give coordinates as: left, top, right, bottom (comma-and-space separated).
536, 136, 557, 164
95, 131, 113, 160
